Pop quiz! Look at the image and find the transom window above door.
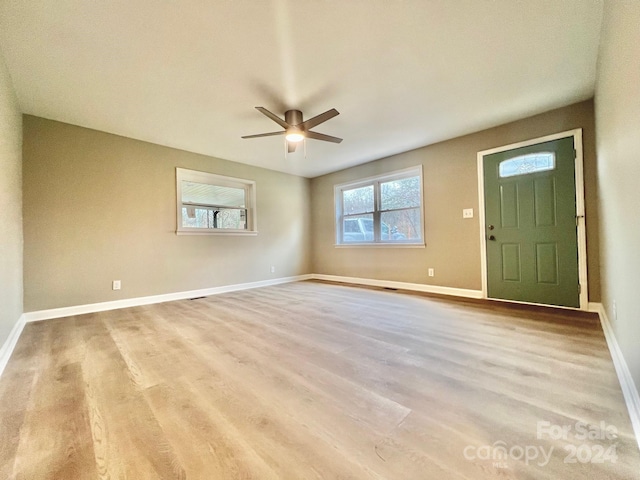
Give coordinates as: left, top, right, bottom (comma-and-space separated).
499, 152, 556, 178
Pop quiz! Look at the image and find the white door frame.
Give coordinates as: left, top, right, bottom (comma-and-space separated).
476, 128, 589, 310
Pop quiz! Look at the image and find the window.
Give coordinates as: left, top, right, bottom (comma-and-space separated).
176, 168, 257, 235
335, 166, 423, 245
499, 152, 555, 178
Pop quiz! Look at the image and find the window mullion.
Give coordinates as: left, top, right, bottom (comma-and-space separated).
373, 181, 381, 242
338, 188, 345, 243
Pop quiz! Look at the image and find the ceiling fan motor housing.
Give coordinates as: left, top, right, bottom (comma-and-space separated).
285, 110, 304, 128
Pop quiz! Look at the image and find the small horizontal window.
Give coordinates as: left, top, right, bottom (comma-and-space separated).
176, 168, 257, 235
499, 152, 555, 178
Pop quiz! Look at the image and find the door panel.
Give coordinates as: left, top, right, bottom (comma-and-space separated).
535, 243, 558, 284
534, 178, 557, 227
484, 137, 579, 308
500, 184, 520, 228
501, 244, 521, 282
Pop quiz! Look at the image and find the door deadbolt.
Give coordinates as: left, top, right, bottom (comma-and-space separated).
488, 235, 496, 241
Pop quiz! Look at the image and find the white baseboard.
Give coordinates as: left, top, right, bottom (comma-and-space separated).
590, 302, 640, 450
22, 273, 482, 323
0, 314, 26, 378
587, 302, 601, 313
24, 274, 314, 322
311, 274, 484, 299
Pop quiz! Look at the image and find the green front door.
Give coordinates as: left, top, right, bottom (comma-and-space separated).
483, 136, 580, 308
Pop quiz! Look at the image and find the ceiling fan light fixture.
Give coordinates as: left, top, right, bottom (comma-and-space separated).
285, 131, 305, 143
242, 107, 342, 147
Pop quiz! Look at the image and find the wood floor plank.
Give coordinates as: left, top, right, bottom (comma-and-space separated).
0, 320, 56, 479
148, 303, 399, 479
0, 369, 38, 479
177, 299, 413, 431
12, 362, 97, 480
0, 280, 638, 479
143, 381, 282, 480
81, 319, 186, 479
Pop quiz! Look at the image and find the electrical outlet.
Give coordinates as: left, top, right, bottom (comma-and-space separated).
463, 208, 474, 219
428, 268, 434, 277
270, 266, 276, 273
112, 280, 121, 290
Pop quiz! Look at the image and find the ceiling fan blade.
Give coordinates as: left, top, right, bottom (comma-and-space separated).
299, 108, 339, 130
241, 131, 286, 139
255, 107, 290, 129
305, 130, 343, 144
287, 141, 298, 153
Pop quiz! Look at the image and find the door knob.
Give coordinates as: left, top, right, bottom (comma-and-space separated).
488, 235, 496, 241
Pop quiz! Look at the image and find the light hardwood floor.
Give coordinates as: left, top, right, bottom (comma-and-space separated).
0, 280, 639, 479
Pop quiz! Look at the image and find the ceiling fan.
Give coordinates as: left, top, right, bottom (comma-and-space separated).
242, 107, 343, 153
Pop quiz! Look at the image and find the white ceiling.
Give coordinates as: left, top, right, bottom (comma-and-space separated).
0, 0, 603, 178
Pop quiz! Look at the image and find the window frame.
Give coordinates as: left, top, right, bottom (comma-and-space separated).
334, 166, 425, 247
176, 168, 257, 235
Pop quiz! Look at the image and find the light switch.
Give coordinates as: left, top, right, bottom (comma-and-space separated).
463, 208, 474, 219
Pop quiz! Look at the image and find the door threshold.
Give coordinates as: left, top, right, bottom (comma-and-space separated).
486, 296, 585, 312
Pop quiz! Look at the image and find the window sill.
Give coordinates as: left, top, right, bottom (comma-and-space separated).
176, 230, 258, 236
334, 243, 425, 248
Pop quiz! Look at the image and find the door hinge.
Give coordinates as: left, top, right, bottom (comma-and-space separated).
578, 284, 582, 294
573, 148, 577, 159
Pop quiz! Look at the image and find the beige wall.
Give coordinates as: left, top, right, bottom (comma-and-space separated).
595, 1, 640, 388
311, 101, 600, 300
22, 101, 601, 312
0, 48, 23, 346
22, 116, 311, 311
